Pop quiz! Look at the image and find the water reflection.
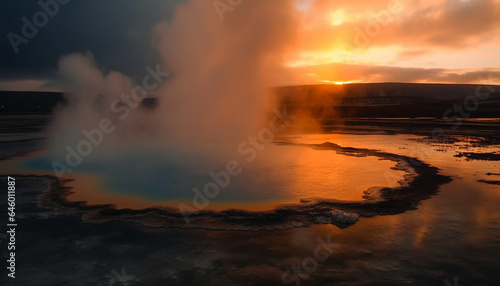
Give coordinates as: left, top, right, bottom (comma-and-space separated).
2, 132, 499, 284
14, 143, 407, 211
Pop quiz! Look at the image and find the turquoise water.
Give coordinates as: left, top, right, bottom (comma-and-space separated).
16, 143, 405, 206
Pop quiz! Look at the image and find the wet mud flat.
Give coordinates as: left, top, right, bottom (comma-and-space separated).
1, 113, 499, 285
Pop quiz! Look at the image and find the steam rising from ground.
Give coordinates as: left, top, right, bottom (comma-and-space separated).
153, 0, 297, 158
48, 0, 298, 170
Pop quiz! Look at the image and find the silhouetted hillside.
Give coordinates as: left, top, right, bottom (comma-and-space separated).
274, 83, 500, 118
0, 91, 65, 112
0, 91, 158, 113
3, 83, 500, 117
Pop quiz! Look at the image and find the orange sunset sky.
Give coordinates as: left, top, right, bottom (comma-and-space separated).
285, 0, 500, 84
1, 0, 499, 91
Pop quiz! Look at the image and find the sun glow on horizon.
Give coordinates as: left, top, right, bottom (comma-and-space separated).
321, 80, 359, 85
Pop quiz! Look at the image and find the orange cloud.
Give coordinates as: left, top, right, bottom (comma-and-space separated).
284, 0, 500, 84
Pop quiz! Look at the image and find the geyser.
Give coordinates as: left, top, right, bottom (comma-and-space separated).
48, 0, 299, 176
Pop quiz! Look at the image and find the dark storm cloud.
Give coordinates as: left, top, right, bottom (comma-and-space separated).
0, 0, 184, 83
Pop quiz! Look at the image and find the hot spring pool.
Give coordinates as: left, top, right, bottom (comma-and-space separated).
11, 141, 407, 211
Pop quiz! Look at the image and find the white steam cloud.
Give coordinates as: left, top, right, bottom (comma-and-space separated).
48, 0, 298, 173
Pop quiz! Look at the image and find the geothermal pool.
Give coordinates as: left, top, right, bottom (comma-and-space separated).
10, 140, 407, 211
2, 115, 499, 285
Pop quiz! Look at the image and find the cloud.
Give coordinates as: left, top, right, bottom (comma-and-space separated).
297, 0, 500, 50
384, 0, 500, 48
394, 49, 432, 61
2, 0, 499, 88
288, 62, 500, 84
0, 79, 59, 92
0, 0, 184, 84
152, 0, 298, 159
289, 0, 500, 71
46, 0, 299, 170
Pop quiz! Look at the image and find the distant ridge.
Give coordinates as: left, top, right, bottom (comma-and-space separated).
2, 82, 500, 117
0, 90, 157, 113
274, 82, 500, 118
0, 91, 64, 112
275, 82, 500, 101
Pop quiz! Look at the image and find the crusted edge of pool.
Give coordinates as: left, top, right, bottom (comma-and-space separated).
16, 142, 452, 231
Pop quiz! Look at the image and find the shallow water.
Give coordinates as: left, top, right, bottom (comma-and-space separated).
288, 133, 500, 186
12, 142, 407, 211
1, 125, 500, 284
